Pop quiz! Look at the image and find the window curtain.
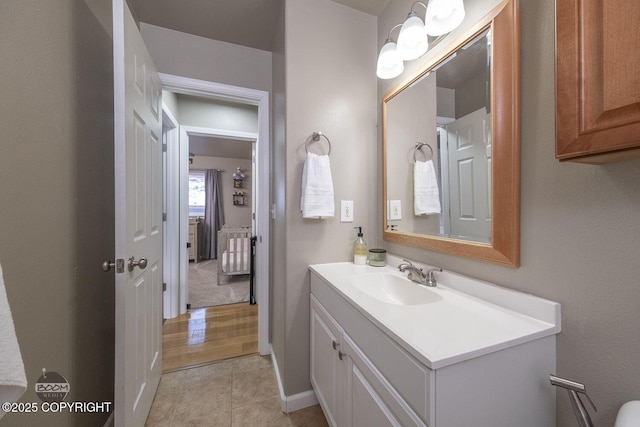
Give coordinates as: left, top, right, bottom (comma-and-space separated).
202, 169, 225, 260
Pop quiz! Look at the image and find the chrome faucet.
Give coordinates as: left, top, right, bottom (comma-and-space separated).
397, 259, 415, 272
398, 260, 442, 287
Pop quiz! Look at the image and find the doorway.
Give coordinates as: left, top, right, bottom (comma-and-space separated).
161, 74, 270, 356
185, 129, 256, 309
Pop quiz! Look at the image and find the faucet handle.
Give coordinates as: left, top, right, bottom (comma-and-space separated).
426, 267, 442, 277
398, 259, 414, 272
425, 268, 442, 286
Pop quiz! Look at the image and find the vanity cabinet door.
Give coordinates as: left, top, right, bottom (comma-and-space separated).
345, 364, 400, 427
342, 334, 425, 427
310, 296, 343, 427
555, 0, 640, 164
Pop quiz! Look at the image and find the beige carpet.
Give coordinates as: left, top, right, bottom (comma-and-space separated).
188, 259, 250, 308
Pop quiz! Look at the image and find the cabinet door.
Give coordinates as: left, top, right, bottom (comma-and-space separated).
342, 335, 424, 427
310, 296, 343, 427
556, 0, 640, 163
346, 364, 400, 427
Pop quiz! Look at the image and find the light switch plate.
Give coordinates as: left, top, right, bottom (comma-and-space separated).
389, 200, 402, 220
341, 200, 354, 222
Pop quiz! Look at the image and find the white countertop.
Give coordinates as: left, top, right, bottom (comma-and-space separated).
309, 262, 561, 370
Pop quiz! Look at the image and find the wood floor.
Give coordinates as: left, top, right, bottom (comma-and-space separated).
162, 303, 258, 372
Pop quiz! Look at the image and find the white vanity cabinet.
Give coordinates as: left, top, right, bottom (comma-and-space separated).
310, 264, 559, 427
311, 296, 420, 427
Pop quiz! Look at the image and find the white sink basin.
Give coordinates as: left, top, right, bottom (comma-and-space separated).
310, 262, 561, 369
352, 273, 442, 306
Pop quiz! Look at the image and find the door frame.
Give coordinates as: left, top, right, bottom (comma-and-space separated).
162, 105, 180, 319
160, 73, 271, 355
179, 125, 258, 316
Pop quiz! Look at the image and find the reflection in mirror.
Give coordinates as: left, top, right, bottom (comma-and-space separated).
382, 0, 520, 267
386, 29, 491, 243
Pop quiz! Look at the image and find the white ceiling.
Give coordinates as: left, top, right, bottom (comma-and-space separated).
332, 0, 392, 16
128, 0, 391, 52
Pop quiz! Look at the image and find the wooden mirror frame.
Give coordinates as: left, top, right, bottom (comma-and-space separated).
382, 0, 520, 267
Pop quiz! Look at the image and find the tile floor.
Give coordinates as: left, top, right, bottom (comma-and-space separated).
146, 354, 329, 427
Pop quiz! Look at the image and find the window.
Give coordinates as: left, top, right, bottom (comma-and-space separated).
189, 170, 205, 217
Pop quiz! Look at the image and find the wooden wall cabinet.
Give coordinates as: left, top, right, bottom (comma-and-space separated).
556, 0, 640, 164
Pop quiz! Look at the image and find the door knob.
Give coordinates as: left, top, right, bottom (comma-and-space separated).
102, 260, 115, 272
102, 259, 125, 273
128, 257, 148, 272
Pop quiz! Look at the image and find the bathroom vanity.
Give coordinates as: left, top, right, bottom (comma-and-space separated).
309, 262, 561, 427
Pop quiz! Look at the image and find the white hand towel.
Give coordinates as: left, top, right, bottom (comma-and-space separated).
414, 159, 441, 216
0, 263, 27, 419
301, 152, 335, 218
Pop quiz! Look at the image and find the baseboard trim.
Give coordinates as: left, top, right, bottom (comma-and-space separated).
270, 346, 319, 413
283, 389, 319, 413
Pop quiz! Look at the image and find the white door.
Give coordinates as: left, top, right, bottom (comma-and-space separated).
445, 108, 491, 243
113, 1, 163, 425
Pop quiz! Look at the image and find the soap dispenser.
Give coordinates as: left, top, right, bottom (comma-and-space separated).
353, 226, 368, 265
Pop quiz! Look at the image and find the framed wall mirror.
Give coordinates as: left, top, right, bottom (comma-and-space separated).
382, 0, 520, 267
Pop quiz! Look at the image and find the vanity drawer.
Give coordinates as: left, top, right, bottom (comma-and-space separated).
311, 274, 434, 424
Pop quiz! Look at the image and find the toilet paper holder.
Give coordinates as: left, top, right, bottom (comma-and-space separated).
550, 375, 597, 427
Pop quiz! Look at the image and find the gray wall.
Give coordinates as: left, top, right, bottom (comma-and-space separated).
140, 23, 272, 93
162, 90, 179, 119
174, 94, 259, 133
455, 72, 487, 119
190, 156, 253, 227
166, 92, 257, 227
270, 0, 287, 382
378, 0, 640, 425
385, 73, 440, 235
274, 0, 378, 396
0, 0, 115, 425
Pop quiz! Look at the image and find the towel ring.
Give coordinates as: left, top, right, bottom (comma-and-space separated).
305, 131, 332, 155
413, 142, 433, 162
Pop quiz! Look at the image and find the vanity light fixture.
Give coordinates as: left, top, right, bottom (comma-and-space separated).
377, 0, 465, 79
376, 24, 404, 79
397, 4, 430, 60
425, 0, 466, 36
